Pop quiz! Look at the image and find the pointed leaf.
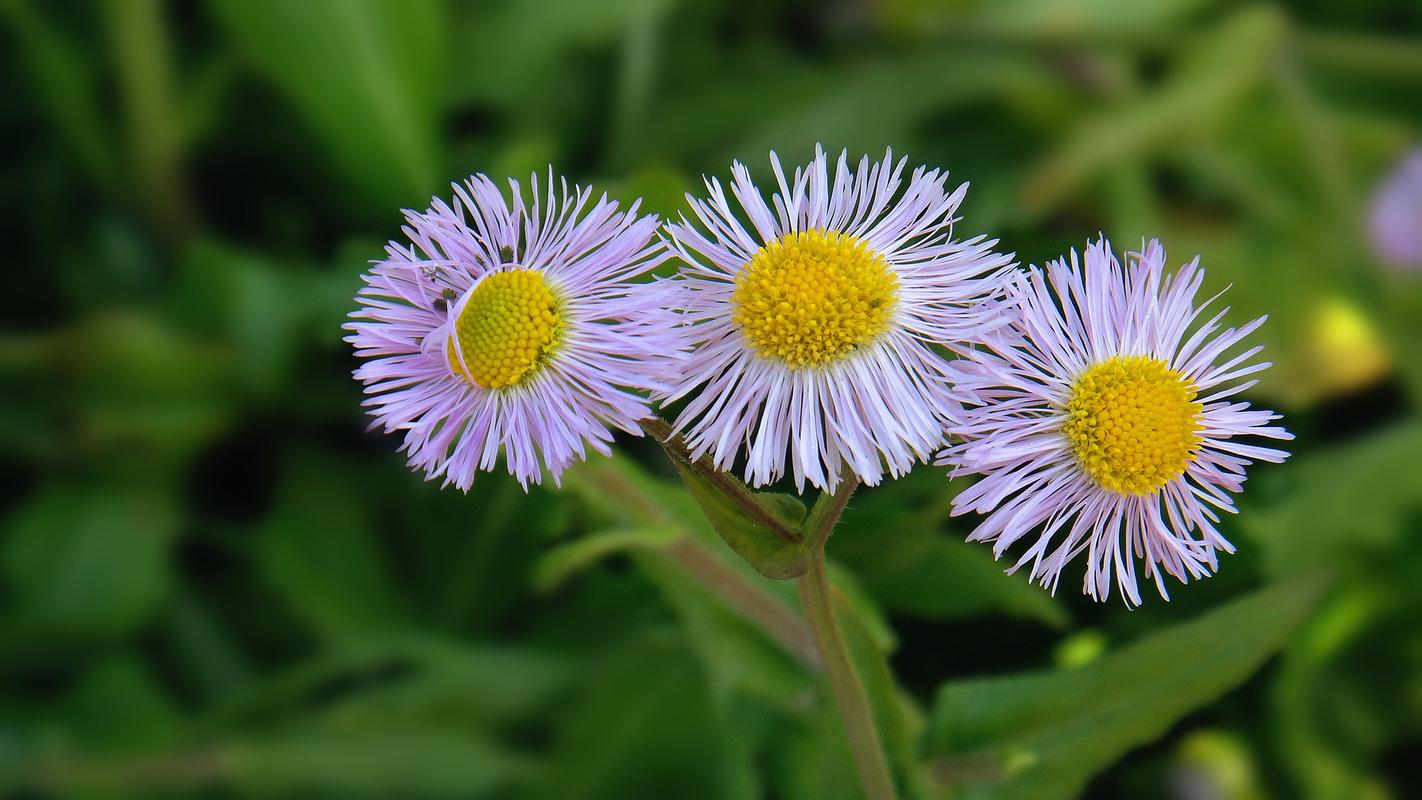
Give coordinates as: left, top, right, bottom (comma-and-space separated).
925, 575, 1328, 800
670, 460, 811, 579
207, 0, 445, 207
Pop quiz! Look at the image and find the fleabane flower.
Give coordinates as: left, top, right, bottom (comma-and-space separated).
941, 238, 1292, 606
660, 147, 1014, 491
346, 172, 678, 489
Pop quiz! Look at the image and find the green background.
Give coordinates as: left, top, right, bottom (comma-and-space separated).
3, 1, 1421, 797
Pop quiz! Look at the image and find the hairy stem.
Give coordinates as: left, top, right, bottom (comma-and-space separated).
799, 547, 897, 800
798, 474, 896, 799
805, 473, 860, 549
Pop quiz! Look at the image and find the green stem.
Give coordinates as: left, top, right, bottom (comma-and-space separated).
797, 474, 896, 800
804, 473, 859, 548
798, 548, 897, 800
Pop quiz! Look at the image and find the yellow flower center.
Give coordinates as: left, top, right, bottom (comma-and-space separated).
1063, 355, 1203, 495
446, 269, 563, 390
731, 229, 898, 368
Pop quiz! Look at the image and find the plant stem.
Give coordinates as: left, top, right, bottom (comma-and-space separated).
639, 417, 801, 544
796, 474, 896, 800
799, 548, 897, 800
804, 473, 860, 548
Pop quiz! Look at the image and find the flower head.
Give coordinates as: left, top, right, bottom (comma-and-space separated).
1368, 148, 1422, 271
661, 147, 1014, 491
941, 238, 1292, 606
346, 171, 678, 489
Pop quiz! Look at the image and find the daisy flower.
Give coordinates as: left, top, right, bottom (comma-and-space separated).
941, 238, 1292, 606
660, 146, 1014, 492
346, 171, 678, 489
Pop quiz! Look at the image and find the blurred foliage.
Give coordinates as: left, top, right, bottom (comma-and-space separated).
2, 0, 1421, 798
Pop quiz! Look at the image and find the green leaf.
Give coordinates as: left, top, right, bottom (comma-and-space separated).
669, 460, 811, 579
72, 313, 235, 462
1021, 6, 1287, 212
563, 457, 819, 705
1, 480, 179, 649
203, 637, 571, 733
777, 702, 864, 800
231, 728, 520, 798
451, 0, 673, 109
207, 0, 445, 207
0, 0, 120, 190
1244, 422, 1422, 577
534, 631, 757, 800
632, 545, 816, 710
532, 527, 678, 592
172, 241, 305, 395
924, 575, 1328, 800
256, 453, 411, 641
57, 657, 180, 750
833, 472, 1069, 628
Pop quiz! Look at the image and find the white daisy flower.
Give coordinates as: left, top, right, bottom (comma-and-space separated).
942, 237, 1292, 606
661, 146, 1014, 492
346, 171, 680, 489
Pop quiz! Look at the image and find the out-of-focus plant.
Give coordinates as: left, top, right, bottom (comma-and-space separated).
2, 0, 1420, 798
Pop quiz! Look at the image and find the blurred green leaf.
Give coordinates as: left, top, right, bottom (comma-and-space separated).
634, 541, 817, 711
1, 481, 178, 648
1245, 422, 1422, 577
534, 630, 757, 800
72, 313, 235, 462
641, 50, 1047, 167
452, 0, 674, 110
925, 574, 1328, 800
833, 472, 1069, 628
15, 728, 520, 799
533, 526, 677, 592
1301, 30, 1422, 81
967, 0, 1220, 39
58, 657, 180, 750
1021, 5, 1287, 212
0, 0, 119, 189
565, 457, 820, 706
256, 453, 411, 641
204, 637, 571, 733
172, 241, 302, 394
230, 727, 520, 798
207, 0, 446, 207
835, 528, 1070, 629
826, 561, 897, 654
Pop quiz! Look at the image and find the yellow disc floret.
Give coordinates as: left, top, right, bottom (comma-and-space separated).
731, 229, 898, 368
1063, 355, 1203, 495
447, 269, 564, 390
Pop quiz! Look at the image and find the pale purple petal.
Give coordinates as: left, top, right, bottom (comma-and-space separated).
661, 146, 1015, 492
346, 172, 685, 490
941, 237, 1291, 606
